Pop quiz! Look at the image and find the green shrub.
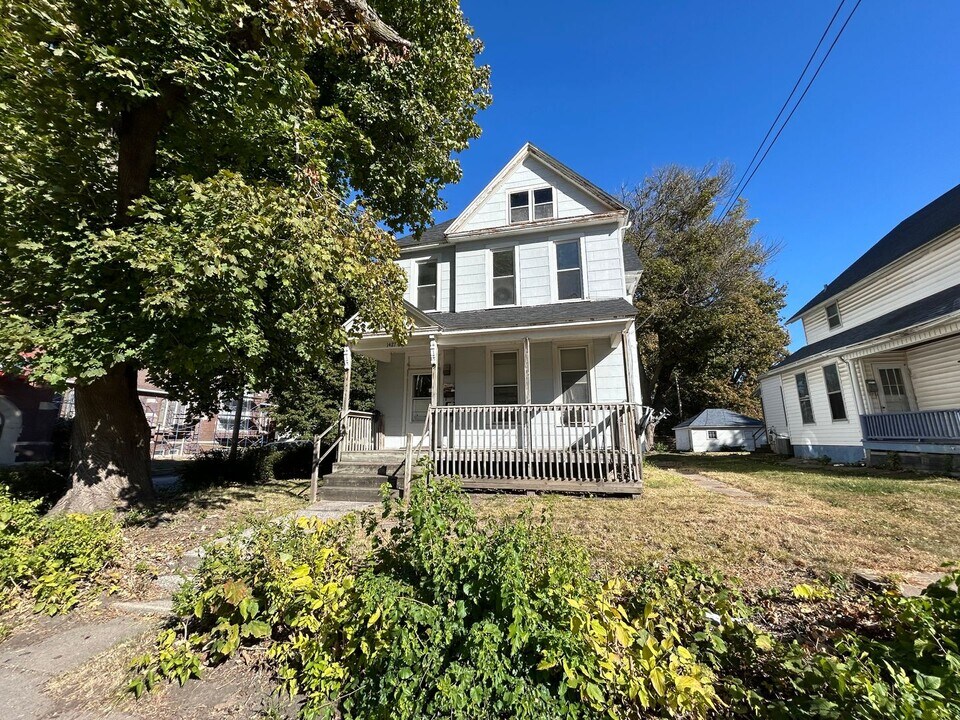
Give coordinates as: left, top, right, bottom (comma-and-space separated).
0, 486, 121, 615
178, 443, 311, 491
0, 463, 70, 509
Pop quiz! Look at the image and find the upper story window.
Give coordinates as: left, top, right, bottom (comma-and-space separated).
556, 240, 583, 300
417, 261, 437, 311
822, 364, 847, 421
492, 249, 516, 306
825, 301, 842, 329
509, 187, 554, 224
795, 372, 815, 424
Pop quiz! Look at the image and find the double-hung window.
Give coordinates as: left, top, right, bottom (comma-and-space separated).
795, 372, 815, 424
825, 301, 842, 329
559, 347, 590, 425
556, 240, 583, 300
417, 261, 437, 311
492, 249, 516, 306
492, 352, 519, 405
509, 188, 554, 224
822, 364, 847, 421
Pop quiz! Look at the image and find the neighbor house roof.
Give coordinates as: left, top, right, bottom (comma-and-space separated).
673, 409, 764, 429
397, 218, 455, 249
426, 298, 637, 333
788, 182, 960, 322
773, 282, 960, 370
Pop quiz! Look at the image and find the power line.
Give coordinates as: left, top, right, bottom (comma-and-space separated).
718, 0, 847, 220
719, 0, 863, 221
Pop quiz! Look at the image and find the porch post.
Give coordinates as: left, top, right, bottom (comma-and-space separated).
621, 329, 635, 404
429, 335, 440, 407
522, 337, 532, 404
340, 345, 352, 436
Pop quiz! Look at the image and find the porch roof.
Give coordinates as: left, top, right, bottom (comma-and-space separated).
772, 282, 960, 370
427, 297, 637, 332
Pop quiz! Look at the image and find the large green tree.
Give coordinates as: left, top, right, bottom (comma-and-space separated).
0, 0, 490, 511
622, 165, 789, 442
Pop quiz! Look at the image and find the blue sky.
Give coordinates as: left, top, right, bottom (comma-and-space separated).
432, 1, 960, 348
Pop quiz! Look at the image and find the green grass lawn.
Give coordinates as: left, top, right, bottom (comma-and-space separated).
473, 453, 960, 592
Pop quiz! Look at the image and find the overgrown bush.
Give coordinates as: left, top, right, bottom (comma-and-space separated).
0, 487, 121, 615
131, 479, 960, 719
178, 443, 312, 491
0, 463, 70, 509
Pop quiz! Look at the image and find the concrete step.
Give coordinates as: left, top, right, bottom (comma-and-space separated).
331, 460, 398, 476
322, 473, 391, 488
317, 485, 393, 502
339, 450, 406, 464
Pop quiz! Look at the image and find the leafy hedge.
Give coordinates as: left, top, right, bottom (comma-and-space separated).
131, 478, 960, 719
178, 442, 312, 490
0, 486, 121, 615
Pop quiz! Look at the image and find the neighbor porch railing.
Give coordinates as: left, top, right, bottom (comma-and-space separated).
861, 409, 960, 443
429, 403, 643, 485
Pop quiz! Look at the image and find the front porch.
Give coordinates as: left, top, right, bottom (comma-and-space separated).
340, 303, 646, 495
852, 331, 960, 468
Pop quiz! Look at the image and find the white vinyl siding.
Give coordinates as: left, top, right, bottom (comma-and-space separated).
456, 247, 487, 311
800, 228, 960, 344
775, 360, 866, 453
906, 334, 960, 410
517, 243, 551, 305
457, 156, 608, 234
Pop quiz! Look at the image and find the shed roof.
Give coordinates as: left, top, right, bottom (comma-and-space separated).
673, 408, 764, 429
772, 282, 960, 370
788, 182, 960, 322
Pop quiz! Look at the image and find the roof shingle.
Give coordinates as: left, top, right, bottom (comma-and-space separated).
674, 409, 764, 429
426, 298, 637, 332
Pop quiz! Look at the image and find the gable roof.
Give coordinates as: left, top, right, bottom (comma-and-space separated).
445, 142, 628, 237
426, 297, 636, 333
773, 282, 960, 370
788, 181, 960, 322
674, 408, 764, 429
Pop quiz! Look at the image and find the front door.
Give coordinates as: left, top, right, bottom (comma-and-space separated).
405, 371, 433, 438
875, 366, 912, 413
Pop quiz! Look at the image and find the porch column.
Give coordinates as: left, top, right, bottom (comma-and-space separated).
340, 346, 352, 429
429, 335, 440, 407
621, 329, 635, 404
523, 337, 532, 404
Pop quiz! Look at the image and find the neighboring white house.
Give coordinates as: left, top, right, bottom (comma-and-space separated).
760, 182, 960, 470
673, 409, 767, 452
329, 143, 646, 498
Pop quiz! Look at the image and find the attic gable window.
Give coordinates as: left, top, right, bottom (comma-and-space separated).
509, 188, 555, 224
825, 301, 842, 329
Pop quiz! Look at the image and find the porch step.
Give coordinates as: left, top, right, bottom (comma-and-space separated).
331, 460, 401, 477
317, 485, 392, 503
339, 450, 406, 464
322, 473, 393, 488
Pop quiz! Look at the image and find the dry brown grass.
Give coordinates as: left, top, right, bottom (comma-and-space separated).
473, 454, 960, 591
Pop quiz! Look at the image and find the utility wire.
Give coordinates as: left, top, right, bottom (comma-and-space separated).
718, 0, 847, 220
719, 0, 863, 221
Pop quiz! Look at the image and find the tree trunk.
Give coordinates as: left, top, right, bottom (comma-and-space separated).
644, 420, 658, 450
51, 363, 155, 513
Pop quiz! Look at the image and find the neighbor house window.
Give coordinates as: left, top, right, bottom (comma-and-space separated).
795, 372, 815, 424
492, 249, 516, 306
533, 188, 554, 220
417, 261, 437, 311
556, 240, 583, 300
825, 301, 842, 329
492, 352, 519, 405
823, 364, 847, 421
509, 191, 530, 223
509, 188, 554, 224
708, 430, 718, 439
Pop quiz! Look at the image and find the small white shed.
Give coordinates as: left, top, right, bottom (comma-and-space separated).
673, 409, 768, 452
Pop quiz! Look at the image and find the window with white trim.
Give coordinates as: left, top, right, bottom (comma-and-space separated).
492, 351, 519, 405
417, 261, 437, 311
795, 372, 815, 424
559, 347, 590, 404
556, 240, 583, 300
492, 249, 516, 306
822, 364, 847, 421
509, 187, 554, 224
825, 301, 842, 329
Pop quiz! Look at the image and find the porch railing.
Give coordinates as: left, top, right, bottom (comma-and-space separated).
861, 409, 960, 443
430, 403, 643, 485
341, 410, 380, 452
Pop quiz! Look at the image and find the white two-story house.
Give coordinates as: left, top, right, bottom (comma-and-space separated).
760, 182, 960, 471
327, 144, 646, 498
